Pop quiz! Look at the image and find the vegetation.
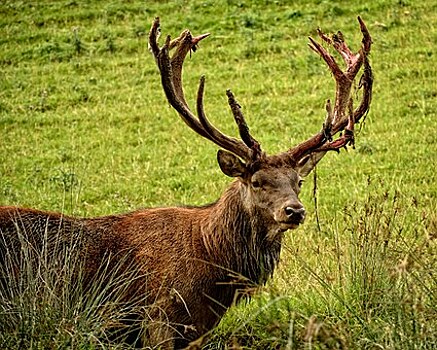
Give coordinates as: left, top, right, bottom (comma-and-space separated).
1, 0, 435, 348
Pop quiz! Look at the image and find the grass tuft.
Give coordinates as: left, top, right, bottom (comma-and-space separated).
0, 222, 149, 349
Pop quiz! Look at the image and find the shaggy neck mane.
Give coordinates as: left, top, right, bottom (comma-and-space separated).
201, 181, 282, 285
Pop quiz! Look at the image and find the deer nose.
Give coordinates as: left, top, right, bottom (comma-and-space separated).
283, 206, 306, 223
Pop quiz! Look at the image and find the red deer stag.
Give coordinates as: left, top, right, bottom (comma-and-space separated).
0, 17, 372, 349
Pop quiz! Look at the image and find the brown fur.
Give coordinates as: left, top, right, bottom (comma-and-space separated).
0, 158, 308, 348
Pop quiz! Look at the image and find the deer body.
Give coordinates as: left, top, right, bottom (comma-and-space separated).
0, 176, 293, 346
0, 17, 372, 349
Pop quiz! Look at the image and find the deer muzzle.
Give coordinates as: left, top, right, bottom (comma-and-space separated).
274, 202, 306, 231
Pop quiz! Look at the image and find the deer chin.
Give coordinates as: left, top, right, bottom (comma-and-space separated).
277, 221, 300, 233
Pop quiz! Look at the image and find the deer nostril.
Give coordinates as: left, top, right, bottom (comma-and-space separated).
284, 206, 306, 220
284, 207, 294, 217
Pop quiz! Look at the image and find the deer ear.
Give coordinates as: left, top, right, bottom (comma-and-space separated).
217, 150, 247, 178
296, 152, 327, 177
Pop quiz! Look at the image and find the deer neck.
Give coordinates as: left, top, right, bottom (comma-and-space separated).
201, 181, 282, 285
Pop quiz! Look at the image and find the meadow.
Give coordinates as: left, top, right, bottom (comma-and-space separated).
0, 0, 436, 348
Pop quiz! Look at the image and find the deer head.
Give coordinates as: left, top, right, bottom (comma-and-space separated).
149, 17, 372, 234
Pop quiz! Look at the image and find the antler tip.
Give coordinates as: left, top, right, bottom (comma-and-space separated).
164, 34, 171, 46
151, 17, 161, 32
193, 32, 211, 44
357, 16, 370, 35
358, 16, 367, 32
307, 37, 320, 53
357, 16, 372, 54
149, 17, 162, 57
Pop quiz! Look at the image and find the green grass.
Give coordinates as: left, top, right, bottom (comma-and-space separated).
1, 0, 436, 348
210, 190, 436, 348
0, 225, 149, 349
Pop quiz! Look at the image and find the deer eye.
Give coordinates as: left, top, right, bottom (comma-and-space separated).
298, 179, 304, 188
251, 179, 261, 188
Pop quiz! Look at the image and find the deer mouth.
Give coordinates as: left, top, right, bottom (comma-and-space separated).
277, 221, 300, 232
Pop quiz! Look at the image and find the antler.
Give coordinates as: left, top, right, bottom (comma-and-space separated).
149, 17, 262, 162
288, 17, 373, 163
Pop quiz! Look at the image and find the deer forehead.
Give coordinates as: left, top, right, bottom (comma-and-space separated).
250, 166, 301, 186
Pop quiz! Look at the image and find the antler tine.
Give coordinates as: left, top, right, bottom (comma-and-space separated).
148, 17, 161, 58
353, 55, 373, 122
196, 76, 257, 161
150, 17, 257, 162
289, 17, 373, 161
226, 90, 262, 160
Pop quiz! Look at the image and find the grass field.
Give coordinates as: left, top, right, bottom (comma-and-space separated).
1, 0, 436, 349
